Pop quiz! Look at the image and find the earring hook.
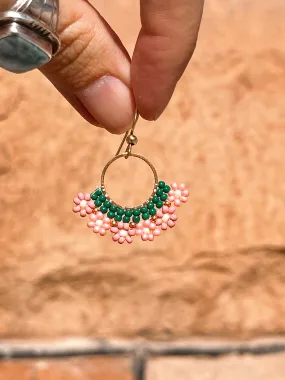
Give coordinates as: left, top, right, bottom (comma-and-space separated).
115, 110, 140, 158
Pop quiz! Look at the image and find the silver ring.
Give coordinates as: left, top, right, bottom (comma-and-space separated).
0, 0, 61, 73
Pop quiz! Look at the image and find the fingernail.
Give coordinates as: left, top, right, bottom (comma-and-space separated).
76, 75, 136, 134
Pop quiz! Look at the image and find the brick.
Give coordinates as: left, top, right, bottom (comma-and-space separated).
147, 354, 285, 380
0, 357, 132, 380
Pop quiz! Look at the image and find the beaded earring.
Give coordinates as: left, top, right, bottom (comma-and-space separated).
73, 112, 189, 244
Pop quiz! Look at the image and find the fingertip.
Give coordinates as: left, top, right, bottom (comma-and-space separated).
76, 75, 136, 133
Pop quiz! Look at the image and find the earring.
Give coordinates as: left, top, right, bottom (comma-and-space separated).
73, 112, 189, 244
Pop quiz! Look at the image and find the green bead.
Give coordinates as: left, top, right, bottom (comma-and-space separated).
100, 206, 108, 214
117, 208, 125, 216
125, 209, 133, 217
156, 188, 163, 197
95, 199, 102, 207
110, 204, 117, 213
107, 211, 115, 219
147, 202, 154, 209
152, 196, 159, 204
91, 193, 98, 200
149, 208, 156, 216
133, 209, 140, 216
164, 185, 171, 193
123, 216, 130, 223
104, 201, 111, 208
115, 214, 122, 222
140, 206, 148, 214
133, 215, 140, 223
142, 213, 150, 220
158, 181, 165, 189
99, 194, 106, 202
156, 200, 163, 208
95, 188, 102, 196
160, 193, 168, 201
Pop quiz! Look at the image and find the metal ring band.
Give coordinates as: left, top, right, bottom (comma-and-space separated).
101, 153, 159, 210
0, 0, 60, 55
11, 0, 58, 31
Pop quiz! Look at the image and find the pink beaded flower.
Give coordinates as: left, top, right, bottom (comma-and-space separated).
156, 205, 178, 230
73, 192, 95, 217
136, 219, 161, 241
168, 183, 189, 207
111, 222, 136, 244
87, 211, 111, 236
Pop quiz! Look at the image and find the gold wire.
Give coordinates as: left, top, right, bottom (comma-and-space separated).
115, 110, 140, 157
100, 111, 159, 210
101, 153, 159, 210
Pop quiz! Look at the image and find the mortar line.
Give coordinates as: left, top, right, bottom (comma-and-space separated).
133, 346, 148, 380
0, 338, 284, 360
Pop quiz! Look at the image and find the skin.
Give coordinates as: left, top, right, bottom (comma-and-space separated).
39, 0, 205, 134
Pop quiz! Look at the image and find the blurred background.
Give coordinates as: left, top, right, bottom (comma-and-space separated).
0, 0, 284, 379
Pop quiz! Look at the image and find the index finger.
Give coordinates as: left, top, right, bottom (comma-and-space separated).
132, 0, 204, 120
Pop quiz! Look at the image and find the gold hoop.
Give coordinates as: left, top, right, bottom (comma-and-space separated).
101, 152, 159, 210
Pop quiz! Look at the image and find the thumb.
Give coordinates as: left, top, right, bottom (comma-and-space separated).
41, 0, 136, 134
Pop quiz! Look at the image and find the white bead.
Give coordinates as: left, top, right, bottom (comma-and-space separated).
174, 190, 182, 199
143, 228, 150, 235
95, 220, 104, 227
80, 200, 88, 208
162, 214, 170, 222
120, 230, 128, 237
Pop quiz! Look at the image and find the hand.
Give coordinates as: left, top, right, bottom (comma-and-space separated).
42, 0, 204, 134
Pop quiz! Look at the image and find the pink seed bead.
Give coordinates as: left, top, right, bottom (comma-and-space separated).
80, 209, 87, 217
129, 229, 136, 236
73, 205, 80, 213
157, 211, 163, 218
161, 223, 168, 230
171, 215, 178, 221
171, 183, 178, 190
180, 183, 186, 190
153, 229, 160, 236
156, 219, 162, 226
93, 226, 100, 233
169, 206, 176, 214
86, 206, 93, 214
99, 228, 106, 236
104, 217, 110, 223
119, 237, 125, 244
150, 223, 156, 230
148, 234, 154, 241
168, 196, 175, 202
85, 193, 91, 201
126, 236, 132, 243
97, 212, 103, 219
174, 199, 181, 207
137, 223, 143, 229
168, 220, 175, 228
78, 192, 85, 200
74, 197, 81, 205
118, 222, 124, 229
111, 227, 118, 233
87, 221, 95, 228
113, 234, 120, 242
90, 214, 96, 221
136, 229, 142, 235
144, 220, 151, 226
103, 223, 110, 230
142, 234, 148, 241
87, 200, 95, 208
162, 205, 169, 213
169, 190, 174, 196
123, 223, 129, 230
182, 190, 189, 197
181, 196, 188, 203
